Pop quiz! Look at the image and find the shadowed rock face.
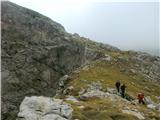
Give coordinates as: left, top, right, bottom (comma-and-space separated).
1, 1, 104, 119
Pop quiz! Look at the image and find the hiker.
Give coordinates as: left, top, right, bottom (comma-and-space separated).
120, 84, 126, 98
138, 93, 145, 104
115, 81, 121, 93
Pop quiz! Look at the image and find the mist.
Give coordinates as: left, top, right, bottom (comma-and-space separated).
9, 0, 160, 56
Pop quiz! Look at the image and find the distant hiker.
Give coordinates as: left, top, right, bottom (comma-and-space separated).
120, 84, 126, 98
138, 93, 145, 104
115, 81, 121, 93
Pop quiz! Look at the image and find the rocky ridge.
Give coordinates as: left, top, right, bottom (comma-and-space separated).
60, 53, 160, 119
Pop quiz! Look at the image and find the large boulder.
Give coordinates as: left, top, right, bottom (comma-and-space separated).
16, 96, 73, 120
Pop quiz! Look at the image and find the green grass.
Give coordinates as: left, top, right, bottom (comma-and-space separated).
63, 57, 160, 119
65, 97, 139, 120
68, 60, 160, 100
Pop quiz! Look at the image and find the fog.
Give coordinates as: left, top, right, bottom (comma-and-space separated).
9, 0, 160, 56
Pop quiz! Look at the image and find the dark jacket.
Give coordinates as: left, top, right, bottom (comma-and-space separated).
115, 81, 120, 88
121, 85, 126, 92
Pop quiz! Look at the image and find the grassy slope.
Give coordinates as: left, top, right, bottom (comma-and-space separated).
62, 51, 160, 120
69, 59, 160, 100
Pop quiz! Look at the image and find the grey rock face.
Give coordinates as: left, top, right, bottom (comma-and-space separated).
130, 52, 160, 82
16, 96, 73, 120
1, 1, 104, 119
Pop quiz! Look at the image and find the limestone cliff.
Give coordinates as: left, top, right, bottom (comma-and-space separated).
1, 1, 106, 119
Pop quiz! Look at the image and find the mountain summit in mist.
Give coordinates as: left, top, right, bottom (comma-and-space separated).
1, 1, 160, 120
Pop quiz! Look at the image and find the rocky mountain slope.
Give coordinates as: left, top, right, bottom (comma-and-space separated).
61, 54, 160, 120
1, 1, 160, 120
1, 1, 115, 120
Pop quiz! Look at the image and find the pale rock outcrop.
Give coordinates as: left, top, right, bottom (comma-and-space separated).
101, 54, 112, 61
65, 96, 79, 103
147, 103, 160, 111
87, 81, 102, 91
122, 110, 145, 120
147, 104, 156, 110
80, 89, 110, 100
79, 82, 129, 103
144, 96, 154, 104
144, 96, 160, 111
16, 96, 73, 120
107, 87, 117, 94
58, 75, 70, 88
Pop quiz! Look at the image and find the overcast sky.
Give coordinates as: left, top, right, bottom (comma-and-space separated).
8, 0, 160, 56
